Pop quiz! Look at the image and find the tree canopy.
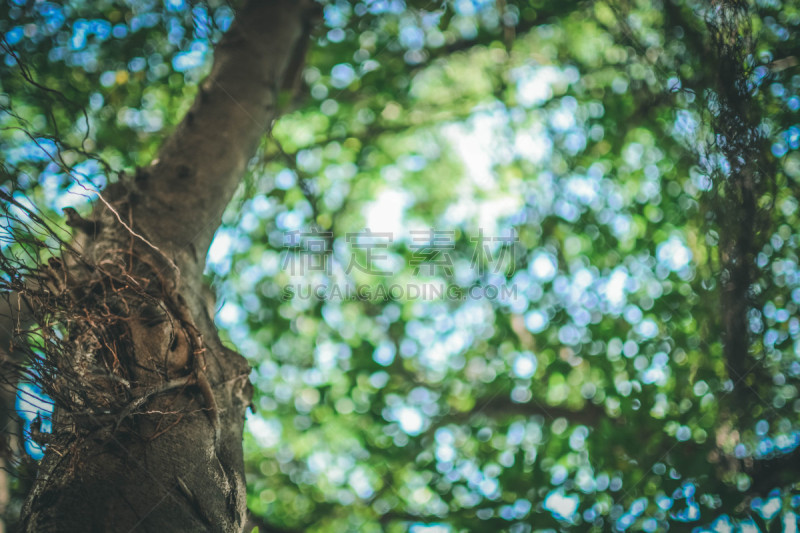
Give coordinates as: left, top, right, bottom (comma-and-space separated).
2, 0, 800, 531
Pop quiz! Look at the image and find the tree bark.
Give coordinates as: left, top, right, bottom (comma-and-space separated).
17, 1, 317, 531
0, 292, 33, 533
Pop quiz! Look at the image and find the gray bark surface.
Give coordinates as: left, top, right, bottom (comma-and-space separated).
17, 2, 317, 531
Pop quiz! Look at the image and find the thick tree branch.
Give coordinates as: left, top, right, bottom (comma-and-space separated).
421, 396, 609, 443
464, 396, 608, 426
697, 1, 773, 389
136, 0, 319, 259
13, 2, 321, 531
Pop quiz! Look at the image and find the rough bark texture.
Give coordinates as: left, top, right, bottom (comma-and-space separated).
16, 1, 317, 531
0, 294, 30, 533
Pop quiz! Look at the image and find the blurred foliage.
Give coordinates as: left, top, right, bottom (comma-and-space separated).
3, 0, 800, 531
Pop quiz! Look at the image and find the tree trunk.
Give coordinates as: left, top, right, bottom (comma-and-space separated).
17, 2, 317, 531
